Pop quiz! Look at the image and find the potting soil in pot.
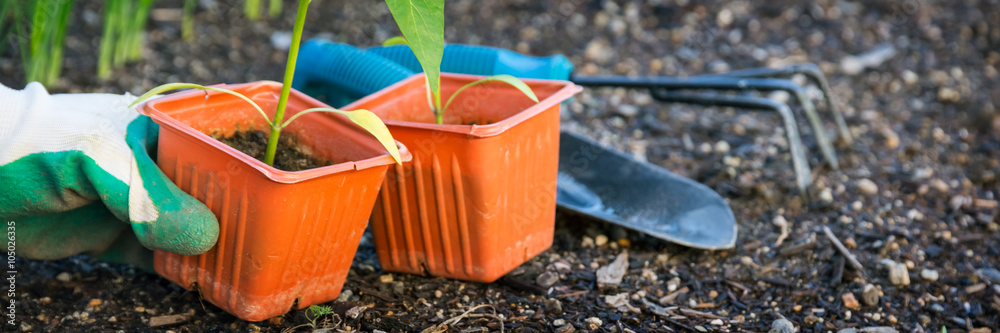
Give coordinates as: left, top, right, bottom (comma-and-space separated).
212, 129, 333, 171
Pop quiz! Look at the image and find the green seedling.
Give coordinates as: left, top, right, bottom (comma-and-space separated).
282, 305, 338, 333
384, 0, 538, 125
182, 0, 196, 41
130, 0, 402, 167
245, 0, 283, 20
11, 0, 73, 87
98, 0, 155, 79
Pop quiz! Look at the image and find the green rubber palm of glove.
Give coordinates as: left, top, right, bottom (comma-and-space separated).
0, 82, 219, 270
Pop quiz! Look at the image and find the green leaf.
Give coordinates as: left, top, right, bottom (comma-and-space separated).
442, 74, 539, 114
128, 83, 272, 128
385, 0, 444, 111
283, 108, 403, 164
382, 36, 409, 47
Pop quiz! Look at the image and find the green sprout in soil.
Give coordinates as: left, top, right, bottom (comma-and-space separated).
182, 0, 196, 41
245, 0, 283, 20
384, 0, 538, 125
282, 305, 339, 333
130, 0, 402, 167
10, 0, 73, 87
98, 0, 155, 80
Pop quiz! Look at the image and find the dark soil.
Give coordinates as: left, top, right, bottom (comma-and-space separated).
3, 0, 1000, 332
213, 129, 329, 171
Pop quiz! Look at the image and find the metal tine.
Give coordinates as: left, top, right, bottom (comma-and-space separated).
573, 76, 839, 170
706, 63, 853, 145
650, 89, 813, 191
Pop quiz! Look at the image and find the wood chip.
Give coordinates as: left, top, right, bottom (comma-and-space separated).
679, 307, 724, 320
597, 251, 628, 289
823, 226, 864, 273
780, 240, 817, 256
658, 286, 689, 305
149, 310, 195, 327
966, 283, 987, 294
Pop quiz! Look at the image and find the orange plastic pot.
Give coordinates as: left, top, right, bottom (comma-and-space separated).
138, 81, 410, 321
341, 73, 581, 282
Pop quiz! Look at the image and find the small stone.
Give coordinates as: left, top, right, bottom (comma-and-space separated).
976, 268, 1000, 284
920, 269, 939, 282
710, 319, 724, 326
552, 319, 566, 327
379, 274, 394, 283
872, 313, 882, 321
938, 87, 961, 102
666, 277, 681, 292
617, 238, 630, 247
617, 105, 639, 117
851, 201, 863, 211
434, 290, 443, 298
544, 298, 563, 315
56, 272, 72, 282
336, 289, 353, 302
857, 179, 878, 195
270, 31, 294, 51
844, 237, 857, 249
391, 281, 405, 295
536, 271, 559, 288
581, 236, 595, 247
930, 303, 945, 312
134, 307, 146, 313
918, 315, 931, 325
887, 315, 897, 324
887, 262, 910, 286
819, 188, 834, 203
88, 299, 103, 307
715, 140, 730, 154
862, 284, 880, 306
585, 317, 603, 330
769, 317, 795, 333
901, 70, 919, 85
842, 293, 860, 310
594, 235, 609, 246
698, 142, 713, 154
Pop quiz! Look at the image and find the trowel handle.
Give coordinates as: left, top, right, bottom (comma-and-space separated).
293, 39, 416, 107
366, 44, 575, 81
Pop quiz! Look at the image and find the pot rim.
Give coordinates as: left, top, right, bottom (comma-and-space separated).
137, 80, 411, 184
344, 73, 582, 138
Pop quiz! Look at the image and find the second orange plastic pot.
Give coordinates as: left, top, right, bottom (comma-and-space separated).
341, 73, 581, 282
139, 81, 410, 321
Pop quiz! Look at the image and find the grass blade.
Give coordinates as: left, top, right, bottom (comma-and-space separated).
268, 0, 281, 18
45, 0, 72, 86
283, 108, 402, 164
442, 74, 538, 116
182, 0, 196, 41
129, 83, 273, 129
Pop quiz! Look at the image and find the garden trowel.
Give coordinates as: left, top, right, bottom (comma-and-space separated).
289, 40, 858, 249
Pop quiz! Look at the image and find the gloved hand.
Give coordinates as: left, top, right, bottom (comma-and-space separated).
0, 82, 219, 270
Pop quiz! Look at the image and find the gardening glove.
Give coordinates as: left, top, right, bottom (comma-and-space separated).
0, 82, 219, 269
